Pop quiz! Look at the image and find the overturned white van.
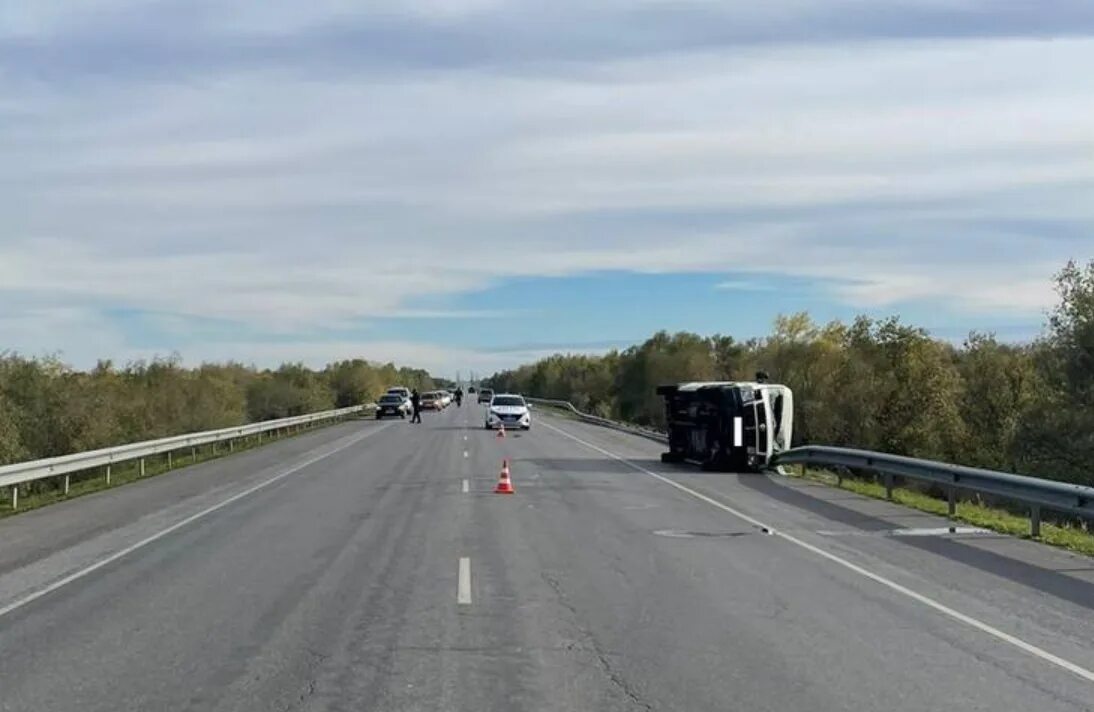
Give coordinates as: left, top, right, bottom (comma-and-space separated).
656, 378, 793, 472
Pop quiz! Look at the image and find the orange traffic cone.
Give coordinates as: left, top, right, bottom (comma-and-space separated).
494, 459, 514, 494
496, 423, 506, 439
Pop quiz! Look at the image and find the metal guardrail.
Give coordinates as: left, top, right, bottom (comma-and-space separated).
0, 405, 367, 509
525, 397, 669, 444
773, 446, 1094, 537
524, 397, 1093, 537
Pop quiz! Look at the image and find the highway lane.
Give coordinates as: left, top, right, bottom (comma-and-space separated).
0, 404, 1090, 711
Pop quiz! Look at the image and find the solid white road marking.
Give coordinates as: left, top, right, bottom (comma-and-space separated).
815, 526, 992, 538
462, 479, 469, 494
889, 526, 991, 537
0, 423, 395, 621
539, 419, 1094, 685
458, 557, 472, 604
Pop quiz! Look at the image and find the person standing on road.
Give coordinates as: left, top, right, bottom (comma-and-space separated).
410, 389, 422, 423
454, 387, 463, 407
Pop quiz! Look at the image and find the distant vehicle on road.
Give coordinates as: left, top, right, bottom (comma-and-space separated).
421, 391, 443, 410
477, 388, 494, 404
386, 386, 411, 401
485, 393, 531, 430
468, 386, 476, 394
375, 393, 411, 419
439, 391, 453, 407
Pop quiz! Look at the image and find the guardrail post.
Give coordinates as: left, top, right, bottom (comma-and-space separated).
1030, 505, 1041, 538
12, 486, 17, 510
229, 439, 234, 452
167, 451, 173, 469
139, 457, 146, 477
191, 446, 197, 462
947, 485, 956, 517
64, 475, 70, 495
884, 472, 894, 500
106, 464, 111, 485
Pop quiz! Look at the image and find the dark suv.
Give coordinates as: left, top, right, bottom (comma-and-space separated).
477, 388, 494, 404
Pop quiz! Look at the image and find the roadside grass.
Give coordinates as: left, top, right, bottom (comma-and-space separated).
791, 467, 1094, 558
0, 416, 365, 520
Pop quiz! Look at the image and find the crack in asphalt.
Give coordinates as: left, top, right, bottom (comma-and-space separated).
541, 571, 655, 711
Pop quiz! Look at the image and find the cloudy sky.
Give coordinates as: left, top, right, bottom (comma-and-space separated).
2, 1, 1093, 376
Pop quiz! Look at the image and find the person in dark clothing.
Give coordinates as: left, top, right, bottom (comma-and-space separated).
410, 389, 422, 423
454, 387, 463, 407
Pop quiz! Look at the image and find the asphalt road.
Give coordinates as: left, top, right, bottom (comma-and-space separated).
0, 405, 1091, 711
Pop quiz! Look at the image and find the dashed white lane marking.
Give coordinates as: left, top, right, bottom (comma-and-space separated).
0, 422, 395, 621
458, 557, 472, 605
539, 419, 1094, 685
463, 450, 469, 458
462, 479, 469, 494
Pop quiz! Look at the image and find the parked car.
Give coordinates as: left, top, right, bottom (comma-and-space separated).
484, 393, 531, 430
386, 386, 411, 401
477, 388, 494, 404
375, 393, 411, 419
421, 391, 443, 410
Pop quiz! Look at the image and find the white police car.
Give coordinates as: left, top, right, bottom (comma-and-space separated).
484, 393, 531, 430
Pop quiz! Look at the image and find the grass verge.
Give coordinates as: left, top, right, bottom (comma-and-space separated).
789, 467, 1094, 558
0, 416, 363, 520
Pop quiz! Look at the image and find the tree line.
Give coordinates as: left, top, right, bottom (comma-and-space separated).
0, 357, 434, 466
487, 260, 1094, 487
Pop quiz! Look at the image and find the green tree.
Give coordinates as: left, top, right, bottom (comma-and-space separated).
956, 334, 1035, 470
326, 360, 385, 407
0, 391, 26, 465
616, 331, 716, 426
1017, 260, 1094, 484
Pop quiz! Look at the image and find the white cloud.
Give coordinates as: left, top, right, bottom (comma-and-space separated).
2, 3, 1092, 370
